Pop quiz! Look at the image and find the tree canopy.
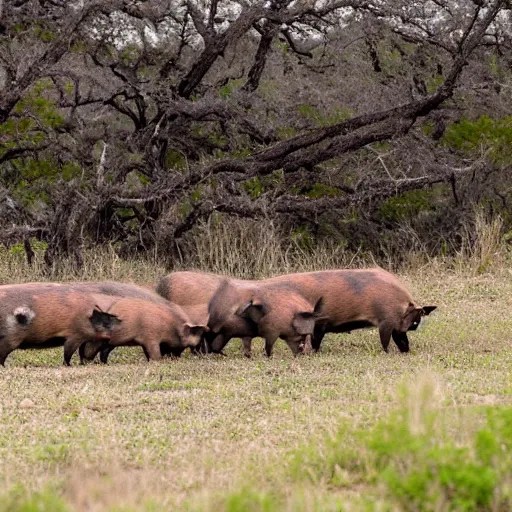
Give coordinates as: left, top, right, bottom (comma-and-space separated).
1, 0, 511, 265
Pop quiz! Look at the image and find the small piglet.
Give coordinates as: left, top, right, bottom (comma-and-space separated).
75, 297, 207, 363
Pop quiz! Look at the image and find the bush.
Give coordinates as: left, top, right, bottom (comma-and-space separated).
291, 382, 512, 511
0, 487, 69, 512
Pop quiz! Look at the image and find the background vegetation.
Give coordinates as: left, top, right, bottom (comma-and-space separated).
1, 0, 512, 267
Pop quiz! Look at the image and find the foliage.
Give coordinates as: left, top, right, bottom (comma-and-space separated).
442, 115, 512, 164
222, 488, 280, 512
305, 183, 342, 199
379, 189, 436, 222
0, 0, 510, 264
291, 383, 512, 511
0, 487, 69, 512
296, 104, 353, 127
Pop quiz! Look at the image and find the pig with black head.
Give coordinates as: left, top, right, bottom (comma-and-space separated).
207, 278, 324, 357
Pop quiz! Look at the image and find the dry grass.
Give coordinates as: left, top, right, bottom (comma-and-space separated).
1, 237, 512, 510
454, 208, 506, 274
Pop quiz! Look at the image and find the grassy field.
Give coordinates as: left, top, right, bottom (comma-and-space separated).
1, 250, 512, 511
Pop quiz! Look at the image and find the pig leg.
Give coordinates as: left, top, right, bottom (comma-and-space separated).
63, 335, 86, 366
140, 341, 161, 361
242, 337, 252, 358
392, 331, 410, 353
79, 340, 103, 364
0, 346, 14, 366
100, 344, 115, 364
0, 334, 23, 366
78, 343, 88, 364
264, 337, 278, 357
160, 343, 183, 358
160, 343, 172, 357
169, 348, 184, 358
378, 322, 394, 353
311, 325, 326, 352
210, 334, 229, 356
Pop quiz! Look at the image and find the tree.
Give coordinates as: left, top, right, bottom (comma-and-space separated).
1, 0, 511, 264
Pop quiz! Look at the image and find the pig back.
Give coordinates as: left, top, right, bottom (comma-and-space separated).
156, 271, 226, 306
265, 269, 414, 325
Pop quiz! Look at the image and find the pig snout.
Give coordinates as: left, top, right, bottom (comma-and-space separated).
299, 334, 313, 355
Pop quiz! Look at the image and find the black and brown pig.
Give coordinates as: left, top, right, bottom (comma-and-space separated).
1, 280, 174, 364
0, 284, 120, 366
207, 278, 323, 357
69, 298, 207, 363
265, 268, 436, 353
73, 281, 174, 363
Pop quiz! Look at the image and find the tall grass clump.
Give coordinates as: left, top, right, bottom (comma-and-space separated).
455, 208, 506, 274
1, 207, 510, 282
183, 216, 289, 277
0, 242, 167, 285
180, 216, 374, 278
291, 377, 512, 511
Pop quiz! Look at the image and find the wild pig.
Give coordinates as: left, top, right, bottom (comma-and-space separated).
73, 281, 173, 363
156, 271, 249, 355
69, 298, 207, 364
207, 278, 323, 357
0, 284, 120, 366
264, 268, 436, 353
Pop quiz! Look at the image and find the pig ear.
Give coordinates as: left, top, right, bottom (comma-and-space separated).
89, 308, 122, 329
184, 324, 207, 337
402, 302, 421, 318
237, 300, 266, 323
422, 305, 437, 316
313, 297, 324, 316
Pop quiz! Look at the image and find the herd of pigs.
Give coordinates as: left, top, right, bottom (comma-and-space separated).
0, 268, 437, 366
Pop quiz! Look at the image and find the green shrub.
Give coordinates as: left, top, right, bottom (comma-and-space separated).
379, 188, 436, 222
442, 115, 512, 164
0, 487, 69, 512
291, 388, 512, 511
223, 488, 280, 512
